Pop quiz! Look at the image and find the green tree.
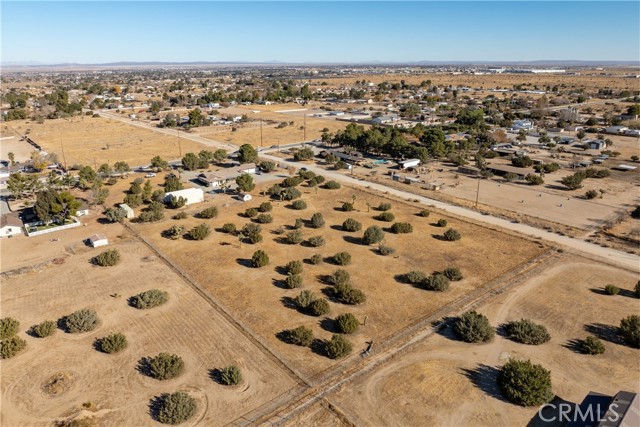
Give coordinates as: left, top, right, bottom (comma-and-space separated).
619, 315, 640, 348
362, 225, 384, 244
325, 334, 353, 359
454, 311, 494, 343
498, 359, 553, 406
335, 313, 359, 334
147, 353, 184, 380
251, 250, 269, 268
219, 365, 242, 386
150, 156, 169, 171
504, 319, 551, 345
181, 152, 202, 171
153, 392, 197, 425
130, 289, 169, 309
237, 144, 258, 164
0, 317, 20, 339
188, 108, 204, 126
235, 173, 255, 192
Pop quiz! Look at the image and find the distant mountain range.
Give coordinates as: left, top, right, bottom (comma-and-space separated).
2, 59, 638, 69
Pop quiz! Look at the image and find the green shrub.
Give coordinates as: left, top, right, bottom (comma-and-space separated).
255, 213, 273, 224
188, 223, 210, 240
153, 392, 197, 425
165, 225, 185, 240
342, 202, 354, 212
241, 223, 263, 244
282, 176, 304, 187
0, 317, 20, 339
307, 236, 326, 247
585, 189, 598, 199
198, 206, 218, 219
332, 252, 352, 266
422, 274, 450, 292
285, 230, 303, 244
437, 219, 448, 227
419, 209, 430, 217
219, 365, 242, 386
221, 223, 236, 234
285, 274, 304, 289
504, 319, 551, 345
251, 250, 269, 268
282, 187, 302, 201
62, 309, 100, 333
31, 320, 56, 338
294, 290, 316, 310
604, 284, 620, 295
375, 212, 395, 222
342, 218, 362, 232
335, 313, 359, 334
244, 208, 258, 218
147, 353, 184, 380
333, 284, 366, 305
280, 326, 313, 347
308, 298, 330, 316
404, 270, 427, 285
309, 254, 323, 265
130, 289, 169, 309
378, 245, 396, 256
258, 202, 272, 212
172, 211, 188, 220
293, 218, 304, 229
311, 212, 325, 228
498, 359, 553, 406
362, 225, 384, 244
291, 200, 307, 210
334, 160, 348, 170
330, 269, 351, 287
0, 336, 26, 359
325, 334, 352, 359
377, 203, 392, 211
443, 267, 463, 281
619, 315, 640, 348
324, 181, 341, 189
391, 222, 413, 233
526, 174, 544, 185
577, 336, 605, 355
92, 249, 120, 267
443, 229, 461, 241
286, 260, 303, 275
454, 311, 494, 343
97, 333, 128, 354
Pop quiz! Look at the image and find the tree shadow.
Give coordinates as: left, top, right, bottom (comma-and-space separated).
235, 258, 253, 268
589, 287, 609, 295
329, 224, 344, 231
56, 317, 70, 333
274, 265, 288, 275
319, 317, 336, 333
310, 338, 327, 357
148, 394, 169, 422
272, 278, 289, 289
584, 323, 623, 345
341, 235, 363, 245
136, 357, 154, 377
208, 368, 226, 385
432, 234, 448, 241
461, 364, 509, 403
280, 296, 298, 311
434, 318, 460, 342
619, 289, 637, 299
92, 338, 105, 353
563, 338, 588, 354
96, 217, 113, 225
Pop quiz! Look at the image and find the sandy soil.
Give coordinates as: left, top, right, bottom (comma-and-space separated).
132, 181, 544, 380
0, 125, 35, 163
0, 225, 297, 427
329, 256, 640, 427
6, 116, 209, 167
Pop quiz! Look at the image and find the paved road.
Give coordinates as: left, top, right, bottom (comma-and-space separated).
99, 112, 640, 271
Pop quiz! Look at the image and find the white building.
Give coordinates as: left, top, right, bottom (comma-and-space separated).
238, 163, 257, 174
164, 188, 205, 206
89, 234, 109, 247
398, 159, 421, 169
0, 214, 23, 237
119, 203, 135, 219
512, 119, 534, 131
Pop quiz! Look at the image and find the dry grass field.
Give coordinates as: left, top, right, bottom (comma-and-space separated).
133, 181, 544, 379
0, 223, 297, 427
7, 116, 209, 167
311, 70, 640, 91
197, 105, 362, 147
330, 256, 640, 427
1, 126, 36, 163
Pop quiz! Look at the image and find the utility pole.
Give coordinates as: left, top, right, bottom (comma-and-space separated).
60, 138, 68, 171
475, 176, 481, 208
260, 120, 263, 148
177, 128, 182, 157
303, 113, 306, 141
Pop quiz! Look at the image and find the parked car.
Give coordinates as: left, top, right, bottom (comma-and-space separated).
145, 173, 156, 178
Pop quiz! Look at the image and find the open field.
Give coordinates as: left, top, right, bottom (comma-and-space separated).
197, 106, 362, 147
0, 223, 297, 427
311, 70, 640, 91
0, 127, 35, 163
133, 181, 545, 379
330, 256, 640, 427
6, 117, 209, 167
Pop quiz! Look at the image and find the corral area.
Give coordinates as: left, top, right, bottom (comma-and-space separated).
329, 257, 640, 427
6, 116, 209, 167
0, 222, 297, 427
133, 181, 545, 379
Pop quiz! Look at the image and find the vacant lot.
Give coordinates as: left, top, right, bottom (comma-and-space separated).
0, 126, 35, 162
330, 257, 639, 426
0, 226, 296, 427
134, 182, 544, 379
8, 116, 208, 167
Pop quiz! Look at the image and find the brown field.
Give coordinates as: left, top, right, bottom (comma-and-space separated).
0, 127, 35, 163
7, 116, 209, 167
132, 181, 544, 379
311, 70, 640, 91
197, 105, 362, 147
0, 222, 297, 427
330, 256, 640, 427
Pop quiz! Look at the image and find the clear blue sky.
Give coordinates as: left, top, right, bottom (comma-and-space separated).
2, 1, 639, 64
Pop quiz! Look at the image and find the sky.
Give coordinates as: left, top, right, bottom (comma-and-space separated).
1, 1, 639, 64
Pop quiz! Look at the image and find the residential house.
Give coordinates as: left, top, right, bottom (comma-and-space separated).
0, 214, 24, 237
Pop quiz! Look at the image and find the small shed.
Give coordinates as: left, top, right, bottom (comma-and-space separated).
118, 203, 135, 219
76, 200, 90, 217
398, 159, 421, 169
89, 234, 108, 247
0, 214, 24, 237
240, 194, 252, 202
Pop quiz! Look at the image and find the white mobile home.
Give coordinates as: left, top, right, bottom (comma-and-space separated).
164, 188, 205, 206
